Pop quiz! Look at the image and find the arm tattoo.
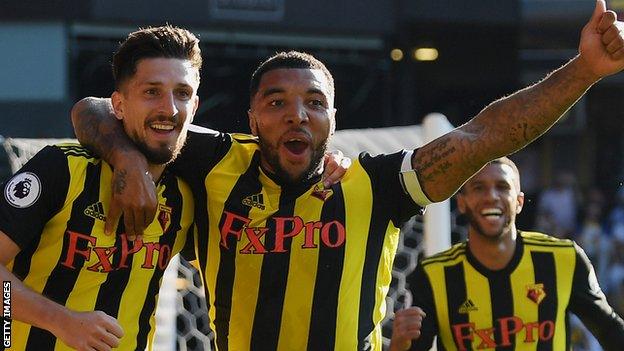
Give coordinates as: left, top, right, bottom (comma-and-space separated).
113, 169, 127, 195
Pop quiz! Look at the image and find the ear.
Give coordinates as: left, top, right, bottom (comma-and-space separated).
111, 91, 125, 121
516, 191, 525, 214
248, 109, 258, 136
456, 193, 467, 214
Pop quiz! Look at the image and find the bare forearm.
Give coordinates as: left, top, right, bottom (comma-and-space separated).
70, 97, 140, 165
414, 55, 597, 201
1, 265, 68, 333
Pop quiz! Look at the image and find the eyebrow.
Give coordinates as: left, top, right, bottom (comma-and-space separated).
261, 87, 327, 98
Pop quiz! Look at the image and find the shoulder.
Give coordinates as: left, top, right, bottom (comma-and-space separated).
520, 231, 575, 249
420, 242, 468, 268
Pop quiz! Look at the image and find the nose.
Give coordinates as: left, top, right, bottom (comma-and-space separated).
484, 187, 501, 201
285, 98, 309, 125
158, 92, 179, 118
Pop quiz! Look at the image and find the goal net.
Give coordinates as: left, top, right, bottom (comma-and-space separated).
1, 114, 460, 350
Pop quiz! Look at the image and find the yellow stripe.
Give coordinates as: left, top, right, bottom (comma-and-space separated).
335, 162, 372, 350
276, 184, 324, 351
509, 252, 538, 350
204, 141, 260, 350
425, 262, 454, 350
553, 246, 575, 350
463, 263, 492, 350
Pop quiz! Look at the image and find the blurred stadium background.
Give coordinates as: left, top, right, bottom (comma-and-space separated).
4, 1, 624, 350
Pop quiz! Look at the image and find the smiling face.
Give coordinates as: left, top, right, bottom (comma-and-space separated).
457, 161, 524, 241
111, 57, 199, 165
248, 68, 336, 183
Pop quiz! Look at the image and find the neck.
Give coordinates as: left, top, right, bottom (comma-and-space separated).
149, 164, 166, 183
468, 226, 517, 271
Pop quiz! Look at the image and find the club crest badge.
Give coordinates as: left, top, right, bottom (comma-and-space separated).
157, 204, 172, 232
526, 283, 546, 305
4, 172, 41, 208
311, 184, 333, 201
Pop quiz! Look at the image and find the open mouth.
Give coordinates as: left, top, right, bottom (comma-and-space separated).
150, 122, 175, 134
481, 208, 503, 219
283, 138, 309, 155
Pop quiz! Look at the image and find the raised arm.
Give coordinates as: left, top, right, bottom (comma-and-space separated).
0, 232, 123, 350
71, 97, 156, 238
412, 0, 624, 202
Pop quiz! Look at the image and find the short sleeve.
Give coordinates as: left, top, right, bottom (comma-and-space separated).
0, 145, 70, 249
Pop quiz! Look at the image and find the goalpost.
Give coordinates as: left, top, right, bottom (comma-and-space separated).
0, 113, 457, 350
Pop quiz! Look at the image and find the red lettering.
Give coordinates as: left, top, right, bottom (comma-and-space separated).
302, 221, 322, 248
498, 316, 523, 346
119, 235, 143, 269
61, 231, 97, 269
142, 243, 160, 269
240, 227, 269, 254
474, 327, 496, 349
452, 323, 474, 351
273, 217, 304, 253
524, 322, 539, 342
158, 244, 171, 270
87, 247, 118, 272
320, 220, 345, 248
539, 320, 554, 340
220, 211, 251, 249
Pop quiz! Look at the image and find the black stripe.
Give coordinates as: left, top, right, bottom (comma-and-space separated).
136, 173, 184, 349
444, 263, 469, 350
490, 274, 514, 351
357, 202, 394, 347
307, 185, 346, 350
214, 152, 262, 351
532, 252, 557, 351
250, 183, 308, 350
11, 237, 42, 280
25, 162, 101, 350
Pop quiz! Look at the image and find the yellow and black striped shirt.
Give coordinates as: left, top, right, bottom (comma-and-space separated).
407, 231, 624, 351
0, 144, 194, 350
172, 127, 423, 350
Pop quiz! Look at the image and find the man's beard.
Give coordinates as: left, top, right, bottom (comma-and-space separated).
131, 128, 187, 165
257, 130, 328, 184
463, 206, 511, 241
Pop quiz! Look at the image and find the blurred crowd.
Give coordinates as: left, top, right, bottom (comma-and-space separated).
531, 171, 624, 350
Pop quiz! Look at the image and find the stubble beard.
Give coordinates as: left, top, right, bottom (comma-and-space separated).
257, 130, 328, 184
464, 207, 512, 242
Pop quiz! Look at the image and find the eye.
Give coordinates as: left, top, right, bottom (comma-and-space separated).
269, 100, 283, 107
145, 88, 158, 96
176, 90, 192, 100
309, 99, 325, 108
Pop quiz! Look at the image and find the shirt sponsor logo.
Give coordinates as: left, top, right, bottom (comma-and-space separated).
526, 283, 546, 305
60, 231, 173, 272
4, 172, 41, 208
219, 211, 345, 254
452, 316, 554, 350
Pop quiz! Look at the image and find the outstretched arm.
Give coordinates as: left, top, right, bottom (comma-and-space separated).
71, 97, 156, 238
1, 232, 123, 351
411, 0, 624, 202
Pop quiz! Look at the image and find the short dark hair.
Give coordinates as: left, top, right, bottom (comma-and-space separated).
460, 157, 521, 193
249, 51, 335, 101
112, 25, 202, 89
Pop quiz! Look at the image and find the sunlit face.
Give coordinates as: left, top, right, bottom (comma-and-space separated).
248, 68, 336, 183
457, 163, 524, 241
112, 57, 199, 165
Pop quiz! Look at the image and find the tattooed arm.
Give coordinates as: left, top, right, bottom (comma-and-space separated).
412, 0, 624, 202
71, 97, 156, 238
